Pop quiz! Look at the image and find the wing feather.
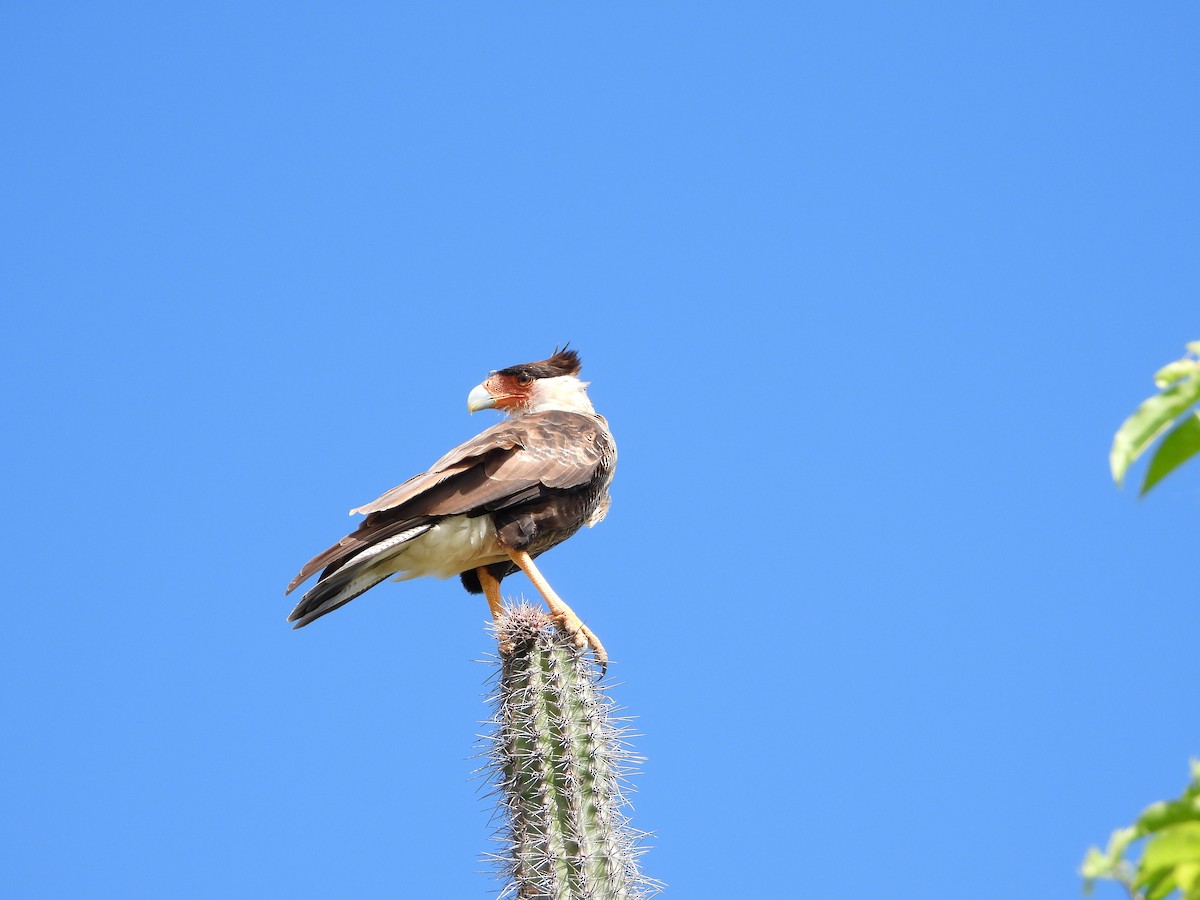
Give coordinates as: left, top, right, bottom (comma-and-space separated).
352, 411, 603, 516
286, 411, 607, 594
348, 423, 526, 516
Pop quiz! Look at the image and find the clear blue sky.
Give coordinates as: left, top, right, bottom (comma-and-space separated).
3, 4, 1197, 898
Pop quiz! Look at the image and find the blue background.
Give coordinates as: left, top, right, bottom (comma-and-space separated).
3, 4, 1197, 897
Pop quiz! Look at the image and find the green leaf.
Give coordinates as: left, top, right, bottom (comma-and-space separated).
1084, 765, 1200, 900
1111, 826, 1144, 859
1141, 823, 1200, 871
1142, 866, 1177, 900
1082, 845, 1119, 882
1082, 827, 1142, 895
1175, 860, 1200, 893
1135, 794, 1200, 835
1142, 412, 1200, 495
1111, 378, 1200, 487
1080, 846, 1108, 877
1154, 360, 1200, 389
1136, 824, 1200, 900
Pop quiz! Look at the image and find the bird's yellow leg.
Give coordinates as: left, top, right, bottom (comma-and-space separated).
476, 566, 504, 622
504, 548, 608, 670
477, 566, 515, 656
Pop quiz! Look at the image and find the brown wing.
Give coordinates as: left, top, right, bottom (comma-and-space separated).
285, 411, 607, 593
347, 422, 525, 517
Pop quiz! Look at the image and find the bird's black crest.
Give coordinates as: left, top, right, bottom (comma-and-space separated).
498, 345, 582, 379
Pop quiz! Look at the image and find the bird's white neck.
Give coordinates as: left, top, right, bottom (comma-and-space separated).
515, 375, 597, 416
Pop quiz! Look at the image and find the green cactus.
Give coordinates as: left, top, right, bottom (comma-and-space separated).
481, 603, 659, 900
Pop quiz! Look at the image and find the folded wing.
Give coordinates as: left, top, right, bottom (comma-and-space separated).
285, 410, 609, 596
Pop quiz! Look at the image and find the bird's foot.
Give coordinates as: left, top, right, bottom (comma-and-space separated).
551, 609, 609, 674
499, 548, 609, 674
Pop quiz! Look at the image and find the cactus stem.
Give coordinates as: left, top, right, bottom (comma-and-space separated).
479, 602, 660, 900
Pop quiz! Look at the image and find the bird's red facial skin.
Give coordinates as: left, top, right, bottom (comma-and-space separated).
483, 373, 534, 410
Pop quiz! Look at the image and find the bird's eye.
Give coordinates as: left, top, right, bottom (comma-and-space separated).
516, 373, 534, 386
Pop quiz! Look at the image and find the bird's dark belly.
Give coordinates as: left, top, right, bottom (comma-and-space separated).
458, 484, 607, 595
491, 489, 597, 556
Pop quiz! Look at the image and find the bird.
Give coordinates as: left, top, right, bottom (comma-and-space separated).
285, 347, 616, 666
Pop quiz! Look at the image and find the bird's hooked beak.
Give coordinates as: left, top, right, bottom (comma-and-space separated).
469, 372, 534, 413
467, 382, 497, 413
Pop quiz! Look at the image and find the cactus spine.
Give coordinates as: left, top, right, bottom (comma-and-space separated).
483, 603, 657, 900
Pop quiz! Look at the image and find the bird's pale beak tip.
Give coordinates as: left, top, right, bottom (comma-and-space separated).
467, 383, 496, 413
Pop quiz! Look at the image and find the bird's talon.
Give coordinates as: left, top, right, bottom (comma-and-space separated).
547, 610, 607, 671
577, 624, 609, 674
557, 617, 586, 647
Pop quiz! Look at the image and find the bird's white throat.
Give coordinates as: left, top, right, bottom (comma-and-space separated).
518, 375, 596, 415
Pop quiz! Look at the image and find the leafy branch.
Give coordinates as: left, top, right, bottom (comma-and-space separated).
1110, 341, 1200, 496
1084, 345, 1200, 899
1081, 762, 1200, 900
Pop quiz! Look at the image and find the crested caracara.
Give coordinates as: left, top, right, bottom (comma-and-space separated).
286, 347, 616, 665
